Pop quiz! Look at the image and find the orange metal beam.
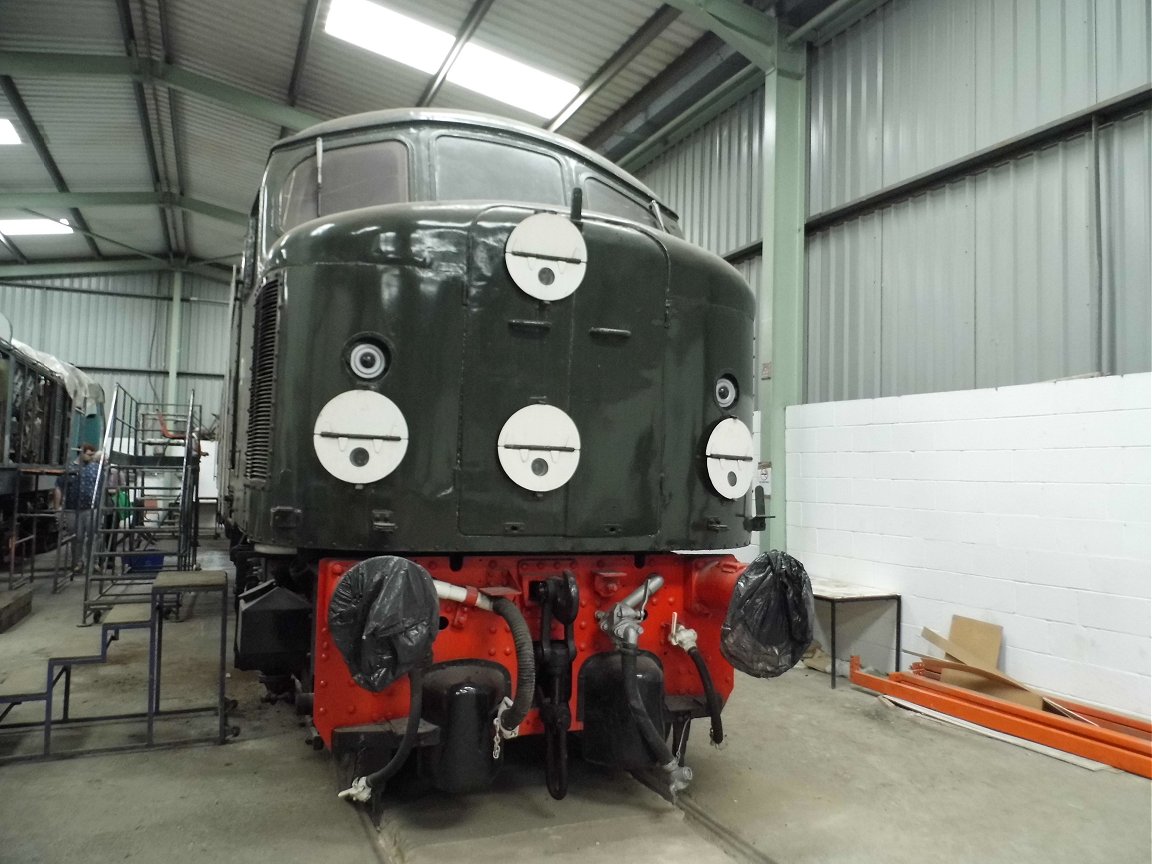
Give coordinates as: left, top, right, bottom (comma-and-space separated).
850, 658, 1152, 779
898, 666, 1150, 756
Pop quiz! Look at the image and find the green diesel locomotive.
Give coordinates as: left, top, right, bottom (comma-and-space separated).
220, 109, 764, 800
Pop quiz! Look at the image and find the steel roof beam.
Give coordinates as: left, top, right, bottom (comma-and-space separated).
0, 193, 248, 226
661, 0, 776, 69
0, 76, 103, 258
581, 33, 748, 160
419, 0, 496, 107
0, 51, 324, 132
0, 257, 232, 283
0, 232, 28, 264
280, 0, 324, 138
156, 0, 193, 254
547, 4, 681, 133
115, 0, 175, 257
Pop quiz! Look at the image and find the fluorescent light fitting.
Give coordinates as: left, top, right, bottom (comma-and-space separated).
449, 43, 578, 118
325, 0, 452, 75
325, 0, 578, 118
0, 119, 20, 145
0, 218, 75, 236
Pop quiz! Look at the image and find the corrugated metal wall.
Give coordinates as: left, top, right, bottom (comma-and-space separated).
807, 0, 1152, 401
0, 271, 230, 428
635, 88, 765, 258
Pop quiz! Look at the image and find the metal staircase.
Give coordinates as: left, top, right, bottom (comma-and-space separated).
0, 569, 233, 758
81, 386, 203, 624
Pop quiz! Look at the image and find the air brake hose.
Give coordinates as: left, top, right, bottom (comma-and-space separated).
363, 665, 424, 789
686, 646, 724, 745
619, 642, 676, 766
492, 596, 535, 732
338, 664, 427, 802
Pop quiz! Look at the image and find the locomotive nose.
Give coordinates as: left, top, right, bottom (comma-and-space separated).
313, 390, 409, 484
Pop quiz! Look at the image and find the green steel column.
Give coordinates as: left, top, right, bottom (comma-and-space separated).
759, 31, 807, 551
165, 269, 183, 407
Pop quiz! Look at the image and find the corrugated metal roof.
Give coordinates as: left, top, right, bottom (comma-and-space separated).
294, 29, 429, 120
177, 93, 279, 211
12, 79, 153, 191
0, 0, 123, 54
0, 0, 732, 268
184, 212, 247, 263
561, 15, 706, 142
138, 0, 304, 104
0, 129, 54, 191
82, 207, 169, 256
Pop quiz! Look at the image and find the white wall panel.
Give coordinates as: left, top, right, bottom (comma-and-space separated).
786, 372, 1152, 718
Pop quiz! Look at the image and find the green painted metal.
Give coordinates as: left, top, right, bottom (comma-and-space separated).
0, 192, 248, 226
758, 30, 807, 551
661, 0, 775, 69
166, 270, 183, 406
0, 258, 231, 283
0, 51, 323, 132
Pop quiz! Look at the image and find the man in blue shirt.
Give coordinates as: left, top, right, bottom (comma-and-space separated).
53, 443, 101, 574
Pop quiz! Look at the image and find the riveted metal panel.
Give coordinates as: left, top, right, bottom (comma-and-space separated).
1101, 108, 1152, 374
635, 87, 765, 257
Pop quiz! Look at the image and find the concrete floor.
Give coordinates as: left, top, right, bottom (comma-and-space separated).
1, 538, 1148, 864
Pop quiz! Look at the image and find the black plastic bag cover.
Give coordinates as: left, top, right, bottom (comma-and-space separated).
328, 556, 439, 692
721, 550, 814, 679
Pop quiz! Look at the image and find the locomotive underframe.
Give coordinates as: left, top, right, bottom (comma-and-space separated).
234, 550, 744, 793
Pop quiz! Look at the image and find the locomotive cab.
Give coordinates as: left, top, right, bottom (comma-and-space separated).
219, 109, 778, 801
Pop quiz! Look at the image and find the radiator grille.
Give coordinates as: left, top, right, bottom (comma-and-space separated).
245, 279, 279, 480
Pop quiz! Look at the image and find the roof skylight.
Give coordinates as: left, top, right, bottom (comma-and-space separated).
0, 119, 20, 145
0, 218, 74, 236
325, 0, 578, 119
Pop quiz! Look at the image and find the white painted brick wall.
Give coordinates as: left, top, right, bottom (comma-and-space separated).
786, 373, 1152, 719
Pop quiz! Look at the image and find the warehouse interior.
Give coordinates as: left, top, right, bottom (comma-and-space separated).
0, 0, 1149, 862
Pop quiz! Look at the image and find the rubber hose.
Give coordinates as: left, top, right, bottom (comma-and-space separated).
687, 646, 724, 745
364, 665, 424, 789
620, 643, 676, 765
492, 597, 535, 730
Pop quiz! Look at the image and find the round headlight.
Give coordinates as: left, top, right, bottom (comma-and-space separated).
714, 375, 738, 409
349, 342, 387, 380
